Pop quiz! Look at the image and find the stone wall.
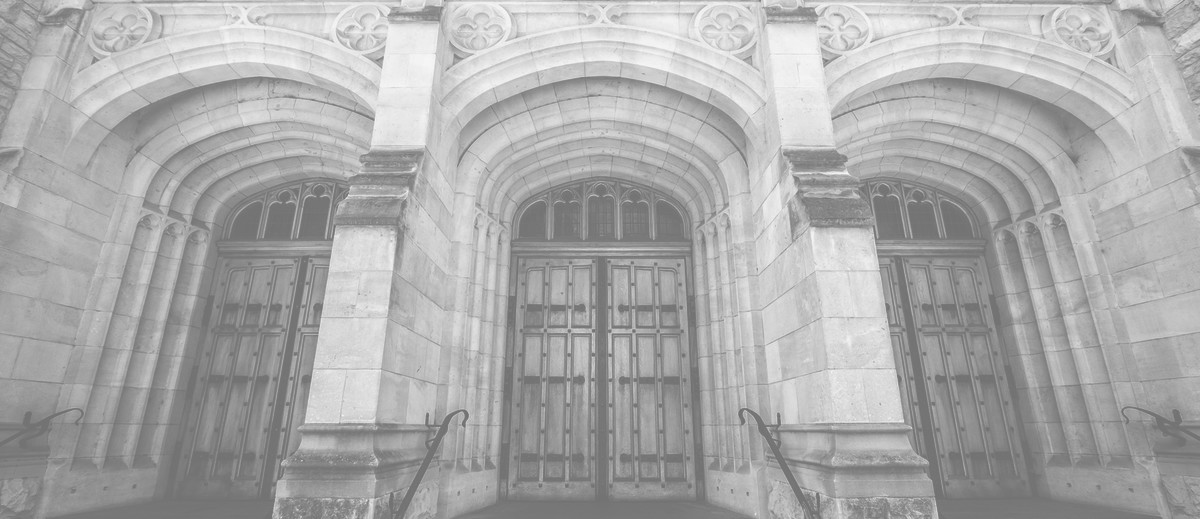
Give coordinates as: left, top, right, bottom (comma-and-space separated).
0, 0, 40, 132
1165, 0, 1200, 113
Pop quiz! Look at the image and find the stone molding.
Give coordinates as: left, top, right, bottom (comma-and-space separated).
388, 4, 442, 22
774, 423, 933, 498
787, 174, 874, 232
782, 146, 849, 173
808, 2, 1119, 63
333, 149, 423, 226
764, 4, 819, 23
782, 147, 873, 232
275, 424, 439, 519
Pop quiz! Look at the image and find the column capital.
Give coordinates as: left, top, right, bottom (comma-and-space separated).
782, 146, 848, 174
334, 149, 425, 226
783, 148, 873, 231
389, 4, 442, 23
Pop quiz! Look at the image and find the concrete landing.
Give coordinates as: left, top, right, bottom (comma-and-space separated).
54, 497, 1160, 519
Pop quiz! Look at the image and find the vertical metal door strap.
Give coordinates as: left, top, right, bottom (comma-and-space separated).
737, 408, 821, 519
390, 410, 469, 519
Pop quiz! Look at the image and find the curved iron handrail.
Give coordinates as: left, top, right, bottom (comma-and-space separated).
0, 408, 83, 450
1121, 406, 1200, 445
739, 408, 821, 519
389, 409, 469, 519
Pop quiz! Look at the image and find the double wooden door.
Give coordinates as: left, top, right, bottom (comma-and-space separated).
176, 255, 327, 498
507, 257, 696, 500
879, 255, 1029, 498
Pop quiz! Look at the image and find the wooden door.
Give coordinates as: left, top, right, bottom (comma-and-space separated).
508, 258, 599, 499
605, 258, 695, 500
177, 256, 327, 498
880, 256, 1029, 498
507, 257, 695, 501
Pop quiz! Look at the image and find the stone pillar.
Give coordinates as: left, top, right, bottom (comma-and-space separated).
758, 4, 937, 518
272, 5, 445, 519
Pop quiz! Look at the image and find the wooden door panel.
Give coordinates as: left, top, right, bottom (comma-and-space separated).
882, 255, 1029, 498
508, 257, 695, 501
508, 259, 597, 499
179, 256, 327, 499
607, 259, 694, 500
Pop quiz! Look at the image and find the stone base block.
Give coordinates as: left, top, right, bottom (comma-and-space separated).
273, 424, 439, 519
766, 423, 938, 519
766, 480, 938, 519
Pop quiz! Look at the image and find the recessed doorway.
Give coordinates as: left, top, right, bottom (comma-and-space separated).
502, 179, 701, 501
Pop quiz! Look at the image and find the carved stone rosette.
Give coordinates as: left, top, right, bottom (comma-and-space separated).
332, 4, 390, 59
815, 4, 871, 59
88, 4, 158, 58
690, 3, 758, 58
1043, 5, 1115, 57
446, 3, 514, 57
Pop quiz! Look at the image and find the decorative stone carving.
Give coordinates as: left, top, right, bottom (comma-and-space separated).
690, 4, 758, 58
333, 4, 390, 58
1044, 6, 1114, 56
816, 4, 871, 57
88, 5, 157, 57
137, 213, 161, 230
446, 3, 513, 56
582, 4, 624, 25
225, 5, 266, 26
188, 230, 209, 245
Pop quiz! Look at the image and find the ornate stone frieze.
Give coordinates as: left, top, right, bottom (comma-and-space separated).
816, 4, 871, 59
810, 2, 1119, 63
690, 4, 758, 58
445, 3, 513, 57
332, 4, 389, 58
88, 5, 157, 57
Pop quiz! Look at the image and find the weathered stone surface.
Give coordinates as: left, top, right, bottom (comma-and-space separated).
0, 477, 41, 519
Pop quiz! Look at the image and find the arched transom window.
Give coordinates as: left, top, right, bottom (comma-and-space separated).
862, 179, 977, 240
516, 180, 688, 242
225, 181, 348, 241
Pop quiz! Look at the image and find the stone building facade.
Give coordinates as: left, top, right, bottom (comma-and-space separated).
0, 0, 1198, 518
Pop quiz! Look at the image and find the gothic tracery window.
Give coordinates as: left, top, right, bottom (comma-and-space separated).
516, 180, 688, 242
862, 179, 977, 240
225, 181, 348, 241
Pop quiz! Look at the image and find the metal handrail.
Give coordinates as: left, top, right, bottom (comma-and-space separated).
389, 409, 468, 519
1121, 406, 1200, 446
0, 408, 83, 450
738, 408, 821, 519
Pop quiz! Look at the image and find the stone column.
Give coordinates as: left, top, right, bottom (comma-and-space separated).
757, 4, 937, 518
272, 5, 445, 519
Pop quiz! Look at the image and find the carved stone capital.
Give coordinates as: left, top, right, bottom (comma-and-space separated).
788, 173, 873, 232
360, 148, 425, 175
764, 4, 818, 23
334, 149, 424, 226
388, 4, 442, 23
782, 146, 849, 174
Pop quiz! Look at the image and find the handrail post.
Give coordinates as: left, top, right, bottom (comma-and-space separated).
738, 408, 821, 519
389, 409, 468, 519
0, 408, 83, 450
1122, 406, 1200, 445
